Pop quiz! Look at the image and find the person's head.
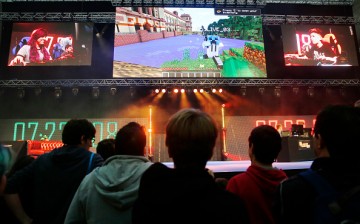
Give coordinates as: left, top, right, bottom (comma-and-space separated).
96, 138, 116, 160
62, 119, 96, 150
165, 108, 218, 169
313, 105, 360, 161
308, 28, 323, 45
248, 125, 282, 165
65, 44, 73, 54
0, 145, 12, 194
29, 28, 48, 47
276, 124, 283, 132
354, 99, 360, 108
115, 122, 146, 156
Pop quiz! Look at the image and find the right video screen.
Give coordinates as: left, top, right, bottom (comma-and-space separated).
282, 24, 359, 66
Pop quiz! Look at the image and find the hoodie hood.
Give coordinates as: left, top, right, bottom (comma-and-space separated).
92, 155, 151, 210
246, 164, 287, 195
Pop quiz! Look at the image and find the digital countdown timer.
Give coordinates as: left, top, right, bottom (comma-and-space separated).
0, 118, 148, 147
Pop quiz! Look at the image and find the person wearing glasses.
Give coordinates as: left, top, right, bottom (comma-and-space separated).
4, 119, 103, 224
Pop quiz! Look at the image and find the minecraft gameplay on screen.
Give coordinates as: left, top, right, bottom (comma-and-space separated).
113, 7, 267, 78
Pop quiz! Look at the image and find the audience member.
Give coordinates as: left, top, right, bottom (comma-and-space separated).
132, 108, 249, 224
1, 155, 35, 224
96, 138, 116, 161
65, 122, 152, 224
273, 105, 360, 224
227, 125, 287, 224
4, 119, 103, 224
0, 144, 11, 195
276, 124, 283, 136
354, 99, 360, 108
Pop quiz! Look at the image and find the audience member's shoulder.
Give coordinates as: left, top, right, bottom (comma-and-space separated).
279, 172, 310, 192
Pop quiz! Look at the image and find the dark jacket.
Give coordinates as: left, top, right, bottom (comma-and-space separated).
132, 162, 249, 224
273, 157, 360, 224
5, 145, 103, 224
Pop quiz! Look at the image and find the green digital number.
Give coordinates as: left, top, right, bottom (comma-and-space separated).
107, 122, 118, 139
13, 122, 26, 140
45, 122, 56, 140
28, 122, 39, 140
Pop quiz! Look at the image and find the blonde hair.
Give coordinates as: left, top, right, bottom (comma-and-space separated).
166, 108, 218, 169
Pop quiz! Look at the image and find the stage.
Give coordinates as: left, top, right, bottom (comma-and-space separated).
163, 160, 313, 178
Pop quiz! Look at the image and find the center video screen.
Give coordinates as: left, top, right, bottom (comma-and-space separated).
282, 24, 359, 66
8, 22, 94, 66
113, 7, 267, 78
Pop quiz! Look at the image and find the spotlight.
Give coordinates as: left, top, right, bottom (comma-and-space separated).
174, 89, 179, 93
340, 87, 346, 97
110, 87, 117, 96
129, 87, 135, 97
292, 87, 299, 95
34, 88, 42, 96
72, 87, 79, 96
212, 88, 216, 93
193, 89, 198, 93
92, 87, 100, 99
240, 87, 246, 96
218, 88, 223, 93
180, 89, 185, 93
17, 88, 25, 99
274, 87, 281, 97
199, 89, 204, 93
154, 89, 160, 94
258, 87, 265, 95
161, 89, 166, 93
307, 87, 314, 97
54, 87, 62, 99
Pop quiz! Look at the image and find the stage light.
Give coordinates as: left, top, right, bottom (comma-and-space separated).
258, 87, 265, 95
161, 89, 166, 93
17, 88, 25, 99
34, 88, 42, 96
110, 87, 117, 96
180, 89, 185, 93
54, 87, 62, 99
174, 89, 179, 93
218, 88, 223, 93
212, 88, 216, 93
340, 87, 346, 97
193, 89, 198, 93
130, 87, 135, 97
72, 87, 79, 96
292, 87, 299, 95
199, 89, 204, 93
92, 87, 100, 99
241, 87, 246, 96
154, 89, 160, 94
274, 87, 281, 97
307, 87, 314, 97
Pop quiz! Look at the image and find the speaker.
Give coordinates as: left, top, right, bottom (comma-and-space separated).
277, 137, 315, 162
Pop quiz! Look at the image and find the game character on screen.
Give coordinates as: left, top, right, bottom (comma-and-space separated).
9, 28, 53, 66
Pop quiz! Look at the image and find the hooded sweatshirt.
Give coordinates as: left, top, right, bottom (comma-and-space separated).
65, 155, 151, 224
227, 164, 287, 224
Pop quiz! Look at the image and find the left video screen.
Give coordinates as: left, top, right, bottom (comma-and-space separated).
8, 22, 94, 66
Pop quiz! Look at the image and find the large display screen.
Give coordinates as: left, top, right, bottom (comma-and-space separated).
282, 24, 359, 66
7, 22, 94, 66
113, 7, 267, 78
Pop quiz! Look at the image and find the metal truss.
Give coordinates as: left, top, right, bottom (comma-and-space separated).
0, 79, 359, 88
0, 12, 356, 25
263, 15, 358, 25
